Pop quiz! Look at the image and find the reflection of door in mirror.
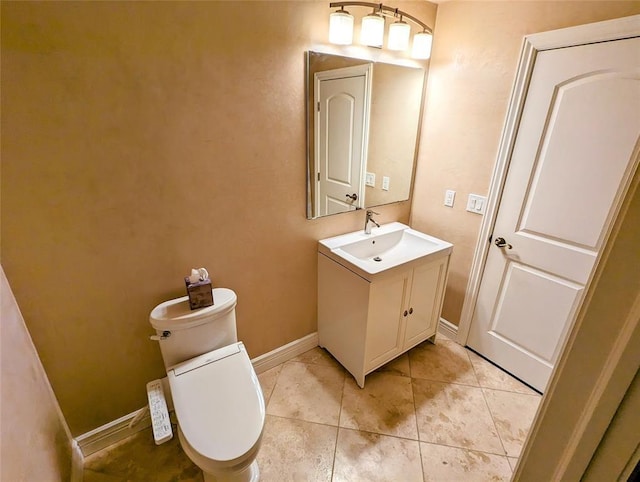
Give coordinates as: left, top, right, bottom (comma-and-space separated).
315, 64, 372, 217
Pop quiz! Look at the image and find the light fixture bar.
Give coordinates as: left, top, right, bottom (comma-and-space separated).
329, 1, 432, 34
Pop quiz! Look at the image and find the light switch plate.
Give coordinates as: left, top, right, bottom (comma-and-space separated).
382, 176, 390, 191
444, 190, 456, 207
365, 172, 376, 187
466, 194, 487, 214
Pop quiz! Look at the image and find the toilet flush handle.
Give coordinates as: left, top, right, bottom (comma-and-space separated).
150, 331, 171, 341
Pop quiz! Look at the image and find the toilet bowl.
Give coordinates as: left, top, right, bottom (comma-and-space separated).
150, 289, 265, 481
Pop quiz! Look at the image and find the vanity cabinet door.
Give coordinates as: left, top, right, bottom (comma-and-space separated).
404, 257, 448, 349
365, 270, 410, 370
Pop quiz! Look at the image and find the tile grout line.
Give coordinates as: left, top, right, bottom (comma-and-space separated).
461, 344, 513, 461
420, 439, 518, 459
262, 362, 285, 408
266, 413, 340, 430
463, 344, 542, 465
408, 352, 427, 482
462, 344, 514, 466
410, 375, 481, 389
481, 389, 511, 460
472, 385, 540, 396
330, 370, 348, 481
468, 354, 510, 461
481, 385, 542, 398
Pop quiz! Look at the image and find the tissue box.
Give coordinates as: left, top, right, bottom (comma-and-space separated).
185, 277, 214, 310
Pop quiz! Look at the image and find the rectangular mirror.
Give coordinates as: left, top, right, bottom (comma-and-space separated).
306, 51, 426, 219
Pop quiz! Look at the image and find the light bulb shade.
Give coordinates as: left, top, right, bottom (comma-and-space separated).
388, 21, 411, 51
329, 10, 354, 45
412, 32, 433, 59
360, 13, 384, 47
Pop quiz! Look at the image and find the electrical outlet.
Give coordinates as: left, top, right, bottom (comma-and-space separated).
466, 194, 487, 214
365, 172, 376, 187
444, 190, 456, 207
382, 176, 390, 191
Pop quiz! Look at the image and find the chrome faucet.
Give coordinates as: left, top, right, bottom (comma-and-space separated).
364, 210, 380, 234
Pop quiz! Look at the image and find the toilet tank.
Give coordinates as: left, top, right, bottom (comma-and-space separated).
149, 288, 238, 368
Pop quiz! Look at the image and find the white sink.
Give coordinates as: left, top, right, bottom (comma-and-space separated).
318, 222, 453, 278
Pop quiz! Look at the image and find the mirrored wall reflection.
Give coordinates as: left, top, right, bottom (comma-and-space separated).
306, 51, 426, 219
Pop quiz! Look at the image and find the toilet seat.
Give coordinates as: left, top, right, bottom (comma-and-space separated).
168, 342, 265, 468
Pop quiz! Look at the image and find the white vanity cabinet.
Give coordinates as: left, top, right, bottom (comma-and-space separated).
318, 251, 450, 387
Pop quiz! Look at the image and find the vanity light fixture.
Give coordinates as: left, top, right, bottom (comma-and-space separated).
329, 6, 354, 45
360, 8, 385, 47
387, 16, 410, 51
412, 30, 433, 59
328, 2, 433, 59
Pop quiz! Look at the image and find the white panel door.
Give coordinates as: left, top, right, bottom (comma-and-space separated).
316, 67, 369, 216
468, 36, 640, 392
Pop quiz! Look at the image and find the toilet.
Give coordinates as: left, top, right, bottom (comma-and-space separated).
149, 288, 265, 482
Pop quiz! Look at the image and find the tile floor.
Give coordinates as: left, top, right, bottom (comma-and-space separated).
84, 335, 541, 481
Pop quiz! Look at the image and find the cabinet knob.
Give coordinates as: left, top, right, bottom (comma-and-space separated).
403, 310, 408, 317
409, 308, 413, 314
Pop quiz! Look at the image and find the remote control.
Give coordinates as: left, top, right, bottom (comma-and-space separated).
146, 379, 173, 444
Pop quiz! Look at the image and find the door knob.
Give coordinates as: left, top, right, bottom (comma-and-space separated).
346, 193, 358, 201
494, 237, 513, 249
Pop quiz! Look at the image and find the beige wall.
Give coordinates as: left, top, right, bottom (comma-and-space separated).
410, 1, 640, 325
1, 267, 73, 480
0, 1, 435, 436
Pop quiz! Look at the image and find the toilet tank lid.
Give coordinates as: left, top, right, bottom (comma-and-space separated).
149, 288, 237, 331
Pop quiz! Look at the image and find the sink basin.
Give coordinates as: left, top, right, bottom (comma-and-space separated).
318, 222, 453, 278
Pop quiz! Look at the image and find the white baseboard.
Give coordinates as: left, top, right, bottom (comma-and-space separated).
251, 332, 319, 374
438, 317, 459, 341
76, 408, 152, 457
70, 439, 85, 481
76, 332, 319, 456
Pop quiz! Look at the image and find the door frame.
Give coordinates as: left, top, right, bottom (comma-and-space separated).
457, 14, 640, 346
314, 64, 372, 215
454, 14, 640, 480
